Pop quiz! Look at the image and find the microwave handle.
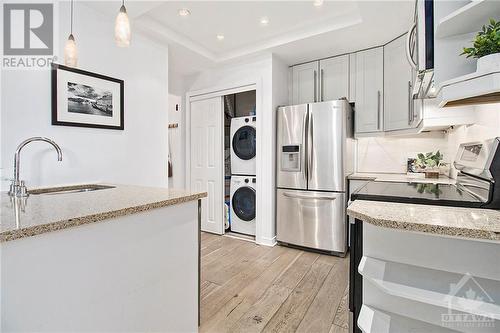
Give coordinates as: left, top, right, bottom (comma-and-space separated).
406, 23, 417, 70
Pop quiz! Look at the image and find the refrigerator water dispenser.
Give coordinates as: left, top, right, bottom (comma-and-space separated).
281, 145, 301, 172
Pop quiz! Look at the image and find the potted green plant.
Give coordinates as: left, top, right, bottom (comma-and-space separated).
461, 18, 500, 73
415, 151, 445, 179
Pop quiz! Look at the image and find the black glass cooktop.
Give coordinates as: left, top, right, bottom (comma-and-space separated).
351, 181, 484, 208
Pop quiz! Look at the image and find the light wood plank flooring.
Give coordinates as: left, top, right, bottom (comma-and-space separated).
200, 232, 349, 333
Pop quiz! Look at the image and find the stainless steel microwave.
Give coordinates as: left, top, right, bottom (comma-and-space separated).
407, 0, 435, 99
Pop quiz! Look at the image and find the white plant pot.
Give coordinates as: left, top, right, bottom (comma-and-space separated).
476, 53, 500, 73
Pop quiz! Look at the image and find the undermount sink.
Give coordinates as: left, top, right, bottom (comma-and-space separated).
29, 184, 116, 195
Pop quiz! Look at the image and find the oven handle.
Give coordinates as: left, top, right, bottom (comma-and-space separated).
283, 192, 337, 201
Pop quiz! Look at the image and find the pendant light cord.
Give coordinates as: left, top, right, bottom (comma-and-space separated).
70, 0, 73, 34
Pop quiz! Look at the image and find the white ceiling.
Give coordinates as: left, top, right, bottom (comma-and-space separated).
84, 1, 414, 76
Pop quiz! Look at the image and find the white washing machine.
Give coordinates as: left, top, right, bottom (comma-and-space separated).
230, 116, 256, 176
230, 176, 256, 236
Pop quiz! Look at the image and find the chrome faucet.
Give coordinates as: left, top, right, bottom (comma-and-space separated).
8, 137, 63, 197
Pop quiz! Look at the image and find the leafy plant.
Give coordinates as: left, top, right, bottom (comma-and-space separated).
414, 183, 442, 197
461, 18, 500, 59
415, 151, 444, 169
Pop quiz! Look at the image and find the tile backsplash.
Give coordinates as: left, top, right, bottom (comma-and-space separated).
356, 103, 500, 177
356, 132, 450, 174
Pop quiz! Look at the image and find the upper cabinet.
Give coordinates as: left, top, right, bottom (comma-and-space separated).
355, 47, 384, 133
288, 26, 477, 136
292, 62, 319, 104
384, 34, 416, 131
319, 55, 349, 102
291, 55, 349, 104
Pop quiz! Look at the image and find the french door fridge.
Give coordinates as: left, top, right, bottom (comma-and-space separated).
276, 100, 353, 254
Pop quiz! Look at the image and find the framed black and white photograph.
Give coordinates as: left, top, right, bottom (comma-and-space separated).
51, 63, 124, 130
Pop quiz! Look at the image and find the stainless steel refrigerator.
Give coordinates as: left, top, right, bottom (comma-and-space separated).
276, 100, 354, 255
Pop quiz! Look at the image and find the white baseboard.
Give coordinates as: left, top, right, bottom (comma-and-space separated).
258, 235, 277, 247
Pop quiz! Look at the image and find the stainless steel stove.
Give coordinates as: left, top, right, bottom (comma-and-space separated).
351, 137, 500, 209
348, 137, 500, 333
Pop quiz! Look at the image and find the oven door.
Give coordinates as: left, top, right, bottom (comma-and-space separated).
277, 189, 346, 253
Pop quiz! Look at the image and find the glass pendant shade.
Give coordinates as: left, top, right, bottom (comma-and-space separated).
64, 34, 78, 67
115, 5, 131, 47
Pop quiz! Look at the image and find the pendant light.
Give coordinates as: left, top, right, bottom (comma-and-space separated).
64, 0, 77, 67
115, 0, 131, 47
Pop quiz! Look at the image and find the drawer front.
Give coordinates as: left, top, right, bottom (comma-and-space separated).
277, 189, 346, 253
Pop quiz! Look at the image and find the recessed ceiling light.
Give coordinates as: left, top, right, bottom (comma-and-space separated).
313, 0, 324, 7
178, 8, 191, 16
260, 17, 269, 26
216, 34, 225, 41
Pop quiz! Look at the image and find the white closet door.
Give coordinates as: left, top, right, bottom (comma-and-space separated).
190, 97, 223, 234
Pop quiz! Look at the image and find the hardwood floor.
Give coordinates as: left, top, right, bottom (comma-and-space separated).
200, 232, 349, 333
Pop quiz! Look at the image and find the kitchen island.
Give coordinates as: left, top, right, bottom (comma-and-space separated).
1, 184, 206, 332
347, 200, 500, 333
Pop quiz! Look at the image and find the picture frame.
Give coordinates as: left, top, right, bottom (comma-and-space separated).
51, 63, 124, 130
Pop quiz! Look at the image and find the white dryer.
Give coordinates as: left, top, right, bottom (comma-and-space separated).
230, 116, 256, 176
230, 176, 256, 236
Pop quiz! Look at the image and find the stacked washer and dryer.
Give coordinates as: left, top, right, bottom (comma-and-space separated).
230, 116, 257, 236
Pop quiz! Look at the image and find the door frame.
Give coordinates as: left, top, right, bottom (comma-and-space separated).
186, 81, 261, 241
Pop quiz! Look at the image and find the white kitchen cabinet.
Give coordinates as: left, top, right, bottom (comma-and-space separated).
292, 62, 319, 104
291, 55, 349, 104
319, 55, 349, 102
384, 34, 415, 131
355, 47, 384, 133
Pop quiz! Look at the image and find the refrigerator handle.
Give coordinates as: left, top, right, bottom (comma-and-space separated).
308, 110, 314, 181
304, 110, 309, 183
283, 192, 337, 201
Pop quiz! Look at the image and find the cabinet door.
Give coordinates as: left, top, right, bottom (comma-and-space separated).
292, 61, 319, 104
355, 47, 383, 133
384, 34, 415, 131
319, 55, 349, 102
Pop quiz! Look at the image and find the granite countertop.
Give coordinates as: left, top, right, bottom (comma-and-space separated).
0, 184, 207, 243
348, 172, 455, 185
347, 200, 500, 242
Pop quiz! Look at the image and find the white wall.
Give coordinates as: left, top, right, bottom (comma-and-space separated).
1, 2, 169, 190
168, 94, 184, 189
271, 55, 291, 242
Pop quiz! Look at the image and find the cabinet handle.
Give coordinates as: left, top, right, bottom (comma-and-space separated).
408, 81, 412, 125
377, 90, 381, 130
321, 69, 324, 102
313, 70, 317, 103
